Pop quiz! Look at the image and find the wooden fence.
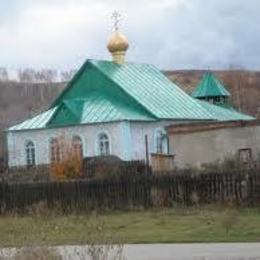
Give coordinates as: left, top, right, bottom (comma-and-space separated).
0, 171, 260, 213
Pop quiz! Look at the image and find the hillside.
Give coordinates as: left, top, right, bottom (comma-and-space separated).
1, 70, 260, 162
0, 82, 65, 160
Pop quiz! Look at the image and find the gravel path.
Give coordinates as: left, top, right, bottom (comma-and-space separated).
1, 243, 260, 259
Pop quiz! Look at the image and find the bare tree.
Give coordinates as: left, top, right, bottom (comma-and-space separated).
10, 68, 76, 83
38, 69, 58, 83
60, 70, 76, 82
18, 68, 59, 83
0, 67, 8, 81
18, 69, 37, 83
224, 64, 249, 112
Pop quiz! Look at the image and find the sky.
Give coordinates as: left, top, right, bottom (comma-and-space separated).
0, 0, 260, 71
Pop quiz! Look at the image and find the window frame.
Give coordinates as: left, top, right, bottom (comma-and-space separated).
49, 137, 61, 164
154, 128, 168, 155
72, 135, 84, 158
96, 131, 111, 156
25, 140, 36, 167
238, 148, 252, 163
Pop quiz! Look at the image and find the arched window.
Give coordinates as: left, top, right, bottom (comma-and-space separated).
98, 133, 110, 156
50, 138, 61, 164
72, 135, 83, 158
25, 141, 35, 167
155, 129, 168, 154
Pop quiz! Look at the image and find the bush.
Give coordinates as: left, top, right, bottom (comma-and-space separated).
2, 166, 51, 183
50, 135, 82, 181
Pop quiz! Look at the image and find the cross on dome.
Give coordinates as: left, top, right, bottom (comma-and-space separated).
111, 11, 122, 31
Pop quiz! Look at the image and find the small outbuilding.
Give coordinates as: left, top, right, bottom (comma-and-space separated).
167, 73, 260, 168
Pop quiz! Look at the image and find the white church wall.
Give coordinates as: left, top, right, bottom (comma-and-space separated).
129, 120, 184, 161
7, 121, 131, 167
7, 119, 195, 167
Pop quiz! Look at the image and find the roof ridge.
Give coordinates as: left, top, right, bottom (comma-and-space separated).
90, 59, 157, 67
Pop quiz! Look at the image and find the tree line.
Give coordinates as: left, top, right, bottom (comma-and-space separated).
0, 67, 76, 83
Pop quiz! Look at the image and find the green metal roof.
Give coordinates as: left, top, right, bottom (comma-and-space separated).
89, 60, 213, 120
197, 100, 255, 121
8, 60, 255, 132
8, 107, 57, 131
51, 60, 214, 121
9, 95, 154, 131
48, 93, 154, 128
192, 72, 231, 98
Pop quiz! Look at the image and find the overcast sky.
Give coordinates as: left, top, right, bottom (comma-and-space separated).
0, 0, 259, 71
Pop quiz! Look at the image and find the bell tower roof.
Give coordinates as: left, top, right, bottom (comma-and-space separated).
192, 71, 231, 99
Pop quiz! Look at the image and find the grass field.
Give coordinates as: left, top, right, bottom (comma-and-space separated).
0, 206, 260, 247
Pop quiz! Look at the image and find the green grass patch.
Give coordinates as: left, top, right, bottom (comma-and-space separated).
0, 207, 260, 247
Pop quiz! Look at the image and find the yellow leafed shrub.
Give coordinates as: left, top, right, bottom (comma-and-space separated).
50, 135, 83, 181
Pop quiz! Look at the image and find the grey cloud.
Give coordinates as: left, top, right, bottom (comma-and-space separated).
0, 0, 259, 70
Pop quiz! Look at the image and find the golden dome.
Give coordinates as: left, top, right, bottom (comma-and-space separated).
107, 30, 129, 53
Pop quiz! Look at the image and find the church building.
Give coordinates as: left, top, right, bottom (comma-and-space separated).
6, 28, 255, 169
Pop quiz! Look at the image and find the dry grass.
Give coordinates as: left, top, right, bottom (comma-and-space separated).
0, 206, 259, 247
13, 246, 61, 260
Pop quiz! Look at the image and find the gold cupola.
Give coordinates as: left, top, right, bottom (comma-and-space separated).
107, 30, 129, 64
107, 11, 129, 64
